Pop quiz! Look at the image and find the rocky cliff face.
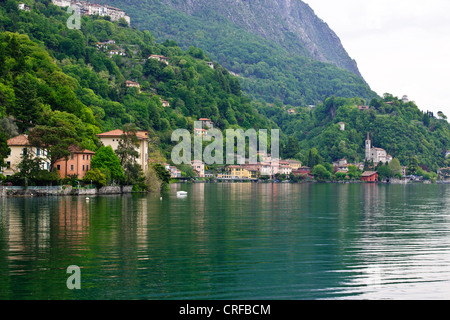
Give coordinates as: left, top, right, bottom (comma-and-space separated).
157, 0, 362, 77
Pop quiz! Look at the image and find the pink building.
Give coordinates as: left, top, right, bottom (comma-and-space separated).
55, 145, 95, 179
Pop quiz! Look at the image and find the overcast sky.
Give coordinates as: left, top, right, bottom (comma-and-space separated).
304, 0, 450, 117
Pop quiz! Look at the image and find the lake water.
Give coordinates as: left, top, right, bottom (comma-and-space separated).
1, 183, 450, 300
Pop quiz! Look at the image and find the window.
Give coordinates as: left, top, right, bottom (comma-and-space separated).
22, 148, 27, 155
36, 148, 40, 156
86, 165, 89, 171
57, 165, 61, 171
71, 154, 74, 160
70, 165, 74, 171
82, 165, 85, 171
6, 161, 10, 169
83, 154, 85, 160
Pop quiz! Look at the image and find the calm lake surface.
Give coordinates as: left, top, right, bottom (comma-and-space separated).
1, 183, 450, 300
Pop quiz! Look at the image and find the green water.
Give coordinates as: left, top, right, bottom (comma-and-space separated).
1, 183, 450, 300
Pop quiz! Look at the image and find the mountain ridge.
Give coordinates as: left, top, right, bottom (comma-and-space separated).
95, 0, 377, 105
155, 0, 362, 77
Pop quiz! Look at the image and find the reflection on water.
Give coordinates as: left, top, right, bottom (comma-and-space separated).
1, 183, 450, 299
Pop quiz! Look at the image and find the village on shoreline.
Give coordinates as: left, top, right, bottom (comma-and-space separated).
2, 117, 450, 198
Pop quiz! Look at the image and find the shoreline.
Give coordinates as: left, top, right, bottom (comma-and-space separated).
2, 180, 448, 198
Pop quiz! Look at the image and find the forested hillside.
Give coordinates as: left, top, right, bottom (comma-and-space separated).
95, 0, 378, 106
0, 0, 448, 174
256, 94, 450, 171
0, 0, 276, 162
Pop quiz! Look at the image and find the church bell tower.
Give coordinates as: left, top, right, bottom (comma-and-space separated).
365, 133, 371, 160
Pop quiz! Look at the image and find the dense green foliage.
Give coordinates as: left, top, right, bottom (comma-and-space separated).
259, 94, 450, 171
0, 0, 276, 159
0, 0, 448, 182
95, 0, 378, 106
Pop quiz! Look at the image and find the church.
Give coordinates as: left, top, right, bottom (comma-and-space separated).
365, 133, 392, 164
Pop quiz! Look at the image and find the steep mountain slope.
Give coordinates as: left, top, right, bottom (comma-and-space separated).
96, 0, 377, 106
156, 0, 362, 77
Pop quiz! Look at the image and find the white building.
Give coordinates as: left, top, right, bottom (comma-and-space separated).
52, 1, 131, 24
365, 133, 392, 164
96, 129, 149, 172
2, 135, 50, 177
148, 55, 169, 65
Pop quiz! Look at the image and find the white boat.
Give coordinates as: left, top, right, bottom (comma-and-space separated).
177, 191, 188, 196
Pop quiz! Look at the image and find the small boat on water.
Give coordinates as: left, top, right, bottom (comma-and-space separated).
177, 191, 188, 196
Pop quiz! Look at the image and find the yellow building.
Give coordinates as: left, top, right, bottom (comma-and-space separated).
218, 165, 254, 180
286, 159, 302, 170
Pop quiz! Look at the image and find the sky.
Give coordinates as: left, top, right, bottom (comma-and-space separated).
304, 0, 450, 117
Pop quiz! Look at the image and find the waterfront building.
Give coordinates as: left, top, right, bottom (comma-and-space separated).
217, 165, 253, 180
278, 160, 292, 176
191, 160, 205, 177
2, 135, 50, 177
361, 171, 379, 183
292, 167, 311, 177
96, 129, 149, 172
54, 145, 95, 179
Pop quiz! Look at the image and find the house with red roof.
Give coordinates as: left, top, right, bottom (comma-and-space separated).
54, 145, 95, 179
2, 134, 50, 177
361, 171, 379, 183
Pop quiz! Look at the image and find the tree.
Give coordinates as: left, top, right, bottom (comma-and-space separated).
311, 164, 331, 181
347, 165, 361, 180
283, 136, 300, 159
28, 125, 79, 171
335, 172, 347, 181
152, 163, 171, 189
83, 168, 107, 188
438, 111, 447, 120
115, 124, 142, 184
91, 146, 124, 183
377, 164, 392, 180
0, 132, 10, 168
15, 147, 43, 188
306, 148, 323, 168
406, 157, 419, 176
388, 158, 402, 176
12, 73, 45, 130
